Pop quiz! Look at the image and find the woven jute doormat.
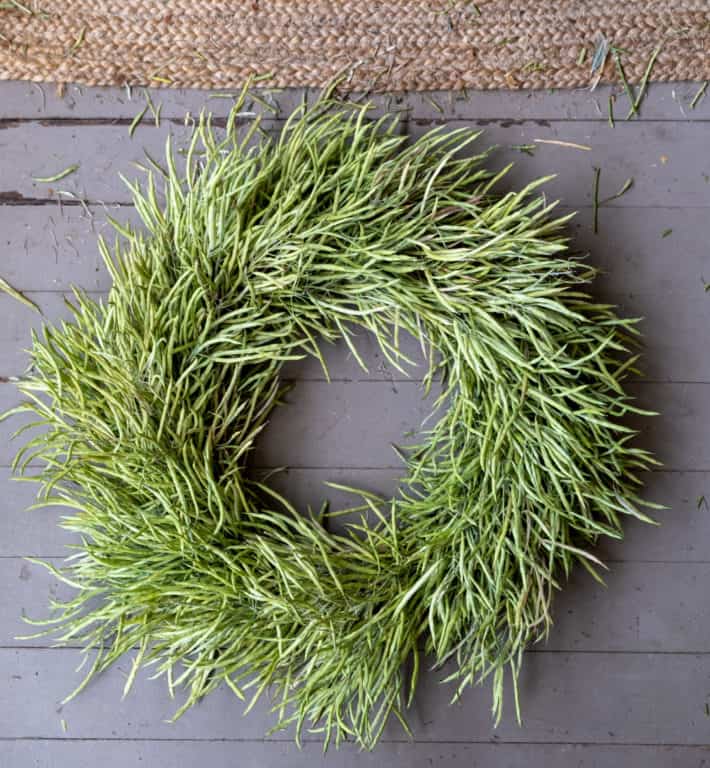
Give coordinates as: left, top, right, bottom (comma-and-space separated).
1, 1, 709, 91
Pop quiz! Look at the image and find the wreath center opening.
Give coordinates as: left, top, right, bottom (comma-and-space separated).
248, 328, 442, 527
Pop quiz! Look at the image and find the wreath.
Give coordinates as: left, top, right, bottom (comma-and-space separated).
10, 91, 654, 749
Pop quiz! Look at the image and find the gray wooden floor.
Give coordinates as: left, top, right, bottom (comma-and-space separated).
1, 80, 710, 767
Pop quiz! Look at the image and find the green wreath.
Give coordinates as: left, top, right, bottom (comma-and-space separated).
10, 91, 654, 749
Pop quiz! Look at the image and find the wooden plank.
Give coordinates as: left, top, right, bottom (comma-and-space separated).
1, 647, 709, 743
607, 292, 710, 383
2, 466, 707, 563
408, 120, 710, 212
628, 383, 710, 472
600, 470, 710, 564
0, 84, 304, 121
0, 203, 128, 292
0, 293, 433, 383
4, 205, 704, 296
2, 285, 709, 383
0, 293, 80, 378
0, 558, 70, 647
271, 378, 436, 468
0, 381, 707, 470
1, 81, 706, 121
262, 469, 708, 567
252, 381, 710, 472
546, 561, 710, 652
2, 206, 708, 381
3, 740, 708, 767
0, 379, 440, 469
1, 121, 708, 208
0, 466, 406, 558
4, 557, 709, 653
0, 468, 76, 557
0, 123, 196, 205
5, 287, 708, 384
0, 383, 45, 467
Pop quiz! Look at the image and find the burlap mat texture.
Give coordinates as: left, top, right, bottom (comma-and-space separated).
1, 1, 709, 91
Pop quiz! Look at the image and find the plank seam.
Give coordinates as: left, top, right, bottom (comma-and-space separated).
0, 737, 709, 746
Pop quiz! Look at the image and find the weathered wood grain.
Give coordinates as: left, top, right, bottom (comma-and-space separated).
1, 82, 707, 122
2, 648, 709, 744
251, 381, 708, 472
0, 204, 121, 292
4, 557, 708, 652
3, 205, 704, 296
0, 293, 434, 382
2, 206, 708, 381
0, 380, 707, 470
2, 284, 709, 383
0, 121, 707, 209
0, 467, 75, 557
1, 467, 706, 563
2, 77, 709, 764
4, 741, 709, 768
627, 383, 710, 472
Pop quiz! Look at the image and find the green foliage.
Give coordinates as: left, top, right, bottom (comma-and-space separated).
6, 90, 656, 749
